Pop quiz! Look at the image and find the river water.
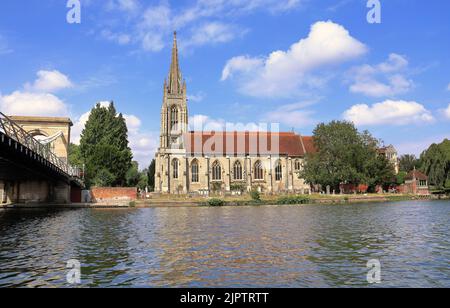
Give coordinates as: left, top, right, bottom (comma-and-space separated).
0, 201, 449, 288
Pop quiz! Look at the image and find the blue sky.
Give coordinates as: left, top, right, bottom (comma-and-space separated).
0, 0, 449, 167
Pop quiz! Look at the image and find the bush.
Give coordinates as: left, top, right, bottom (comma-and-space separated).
277, 196, 310, 205
208, 198, 225, 207
250, 190, 261, 202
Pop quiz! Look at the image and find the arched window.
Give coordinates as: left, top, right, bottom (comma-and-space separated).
254, 160, 264, 180
294, 159, 302, 171
275, 160, 282, 181
212, 160, 222, 181
233, 161, 243, 180
172, 158, 179, 179
191, 160, 199, 183
170, 106, 179, 130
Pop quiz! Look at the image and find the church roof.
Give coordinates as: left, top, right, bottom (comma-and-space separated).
185, 131, 316, 156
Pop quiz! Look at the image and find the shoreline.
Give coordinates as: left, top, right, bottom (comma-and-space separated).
1, 194, 447, 210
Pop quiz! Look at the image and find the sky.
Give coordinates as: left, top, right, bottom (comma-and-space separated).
0, 0, 449, 168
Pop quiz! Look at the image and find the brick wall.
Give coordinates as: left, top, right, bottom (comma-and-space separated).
90, 187, 137, 203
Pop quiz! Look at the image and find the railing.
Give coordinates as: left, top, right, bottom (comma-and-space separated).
0, 112, 81, 178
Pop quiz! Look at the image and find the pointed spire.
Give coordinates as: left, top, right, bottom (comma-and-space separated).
168, 31, 182, 94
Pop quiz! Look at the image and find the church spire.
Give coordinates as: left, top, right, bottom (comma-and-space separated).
168, 31, 182, 94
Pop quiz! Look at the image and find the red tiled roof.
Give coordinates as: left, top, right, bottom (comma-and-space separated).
184, 131, 316, 156
405, 170, 428, 181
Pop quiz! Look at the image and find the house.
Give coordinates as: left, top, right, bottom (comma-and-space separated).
401, 169, 430, 195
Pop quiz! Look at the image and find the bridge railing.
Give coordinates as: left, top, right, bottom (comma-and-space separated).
0, 112, 81, 178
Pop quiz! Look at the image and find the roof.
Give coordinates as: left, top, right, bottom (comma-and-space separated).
405, 169, 428, 181
9, 116, 73, 126
184, 131, 316, 156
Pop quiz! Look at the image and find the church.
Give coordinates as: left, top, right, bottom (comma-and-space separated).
154, 33, 315, 195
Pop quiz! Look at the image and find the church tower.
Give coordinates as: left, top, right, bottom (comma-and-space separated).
159, 31, 188, 151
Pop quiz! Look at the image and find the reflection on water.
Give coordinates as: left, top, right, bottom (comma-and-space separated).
0, 201, 449, 287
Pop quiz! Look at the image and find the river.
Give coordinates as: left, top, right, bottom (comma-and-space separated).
0, 200, 449, 288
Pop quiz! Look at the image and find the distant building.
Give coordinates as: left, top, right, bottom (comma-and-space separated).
378, 145, 399, 174
402, 169, 430, 195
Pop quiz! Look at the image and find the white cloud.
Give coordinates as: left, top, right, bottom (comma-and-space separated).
444, 103, 450, 119
0, 91, 69, 117
72, 103, 157, 168
447, 83, 450, 91
187, 91, 206, 103
343, 100, 434, 126
221, 20, 367, 97
25, 70, 73, 92
98, 0, 302, 52
348, 53, 414, 97
262, 101, 317, 128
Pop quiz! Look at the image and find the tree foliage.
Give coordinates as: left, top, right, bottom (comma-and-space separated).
420, 139, 450, 189
147, 159, 156, 192
79, 102, 133, 187
399, 154, 421, 172
300, 121, 395, 192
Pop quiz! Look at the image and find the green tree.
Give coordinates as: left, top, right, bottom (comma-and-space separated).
420, 139, 450, 189
399, 154, 420, 172
126, 161, 141, 187
80, 102, 133, 187
300, 121, 395, 193
68, 143, 83, 166
147, 159, 156, 192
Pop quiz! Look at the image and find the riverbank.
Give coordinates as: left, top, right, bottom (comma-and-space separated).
1, 194, 446, 210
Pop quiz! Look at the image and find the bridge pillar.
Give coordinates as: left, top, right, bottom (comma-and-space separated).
0, 180, 5, 204
52, 182, 71, 204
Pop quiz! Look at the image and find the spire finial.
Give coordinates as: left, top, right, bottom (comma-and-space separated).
168, 31, 182, 94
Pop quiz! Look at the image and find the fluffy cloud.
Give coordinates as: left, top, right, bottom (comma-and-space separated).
221, 21, 367, 97
348, 53, 414, 97
0, 91, 68, 117
0, 70, 73, 117
72, 102, 157, 168
25, 70, 73, 92
343, 100, 434, 126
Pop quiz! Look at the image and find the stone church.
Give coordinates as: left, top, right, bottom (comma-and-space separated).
155, 33, 315, 195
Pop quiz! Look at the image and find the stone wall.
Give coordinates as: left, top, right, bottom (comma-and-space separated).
90, 187, 138, 203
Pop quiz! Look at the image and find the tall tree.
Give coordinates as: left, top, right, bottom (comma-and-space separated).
420, 139, 450, 189
148, 159, 156, 192
79, 102, 133, 187
301, 121, 395, 192
399, 154, 420, 172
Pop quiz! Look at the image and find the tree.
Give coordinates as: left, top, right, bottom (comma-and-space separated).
420, 139, 450, 189
399, 154, 420, 172
147, 159, 156, 192
68, 143, 83, 166
79, 102, 133, 187
126, 161, 141, 187
300, 121, 395, 193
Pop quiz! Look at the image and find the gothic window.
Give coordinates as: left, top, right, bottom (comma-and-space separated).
170, 106, 179, 130
172, 158, 179, 179
233, 161, 243, 181
191, 160, 199, 183
294, 160, 302, 171
254, 160, 264, 180
212, 160, 222, 181
275, 160, 283, 181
